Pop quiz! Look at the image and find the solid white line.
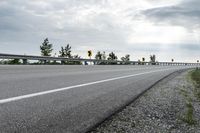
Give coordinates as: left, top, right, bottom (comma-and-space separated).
0, 68, 178, 104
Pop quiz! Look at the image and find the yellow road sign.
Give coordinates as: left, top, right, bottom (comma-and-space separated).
88, 50, 92, 57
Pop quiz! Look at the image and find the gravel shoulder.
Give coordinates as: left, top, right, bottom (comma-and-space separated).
90, 70, 200, 133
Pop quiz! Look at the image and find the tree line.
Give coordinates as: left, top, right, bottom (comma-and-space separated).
0, 38, 157, 65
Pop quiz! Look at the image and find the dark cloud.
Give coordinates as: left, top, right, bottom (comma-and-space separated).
143, 0, 200, 29
178, 44, 200, 51
0, 0, 131, 57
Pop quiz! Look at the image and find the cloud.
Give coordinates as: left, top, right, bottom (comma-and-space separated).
0, 0, 199, 62
0, 0, 139, 54
143, 0, 200, 30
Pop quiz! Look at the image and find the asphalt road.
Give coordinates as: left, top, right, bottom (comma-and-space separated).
0, 65, 194, 133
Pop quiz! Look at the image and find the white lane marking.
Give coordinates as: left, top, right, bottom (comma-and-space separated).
0, 68, 182, 104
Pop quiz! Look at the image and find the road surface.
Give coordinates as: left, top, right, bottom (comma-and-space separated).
0, 65, 194, 133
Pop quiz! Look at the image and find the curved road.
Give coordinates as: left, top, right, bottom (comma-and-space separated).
0, 65, 194, 133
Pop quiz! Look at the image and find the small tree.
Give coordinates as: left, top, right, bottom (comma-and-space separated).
64, 44, 72, 58
40, 38, 53, 64
107, 52, 118, 64
150, 55, 156, 65
95, 51, 103, 60
95, 51, 107, 65
59, 46, 65, 64
121, 54, 130, 62
108, 52, 118, 61
59, 44, 72, 64
40, 38, 53, 56
59, 47, 65, 57
121, 54, 130, 64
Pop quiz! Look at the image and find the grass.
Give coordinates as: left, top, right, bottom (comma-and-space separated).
182, 98, 196, 125
179, 85, 196, 125
191, 68, 200, 87
180, 68, 200, 125
190, 69, 200, 99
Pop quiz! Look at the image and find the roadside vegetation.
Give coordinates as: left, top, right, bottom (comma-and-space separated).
179, 87, 195, 125
179, 68, 200, 125
0, 38, 159, 65
190, 68, 200, 99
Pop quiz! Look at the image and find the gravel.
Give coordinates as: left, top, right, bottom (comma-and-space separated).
90, 70, 200, 133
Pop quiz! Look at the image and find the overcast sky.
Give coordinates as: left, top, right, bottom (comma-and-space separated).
0, 0, 199, 62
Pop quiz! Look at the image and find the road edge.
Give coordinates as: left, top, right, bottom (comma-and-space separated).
85, 68, 191, 133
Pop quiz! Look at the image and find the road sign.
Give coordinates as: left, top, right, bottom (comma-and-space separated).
88, 50, 92, 57
142, 58, 145, 62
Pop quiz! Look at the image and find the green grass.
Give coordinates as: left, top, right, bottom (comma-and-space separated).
179, 69, 200, 125
191, 69, 200, 88
182, 98, 196, 125
179, 87, 196, 125
190, 69, 200, 99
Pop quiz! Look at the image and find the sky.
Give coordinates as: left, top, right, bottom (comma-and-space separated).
0, 0, 200, 62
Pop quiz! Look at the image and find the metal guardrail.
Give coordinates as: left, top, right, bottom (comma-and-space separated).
0, 53, 199, 66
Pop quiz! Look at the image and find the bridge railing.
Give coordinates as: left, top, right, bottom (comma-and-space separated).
0, 53, 199, 66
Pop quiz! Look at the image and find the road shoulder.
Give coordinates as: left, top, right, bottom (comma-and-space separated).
90, 70, 200, 133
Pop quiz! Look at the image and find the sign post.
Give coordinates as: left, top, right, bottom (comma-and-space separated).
88, 50, 92, 58
142, 57, 145, 65
87, 50, 92, 65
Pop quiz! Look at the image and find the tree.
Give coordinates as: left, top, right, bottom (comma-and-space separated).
121, 54, 130, 64
107, 52, 118, 64
150, 55, 156, 62
150, 55, 156, 65
95, 51, 103, 60
95, 51, 107, 65
40, 38, 53, 56
59, 47, 65, 57
59, 44, 72, 64
121, 54, 130, 62
40, 38, 53, 64
107, 52, 118, 61
59, 44, 72, 58
64, 44, 72, 58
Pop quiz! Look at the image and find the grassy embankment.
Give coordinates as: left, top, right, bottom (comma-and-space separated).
181, 68, 200, 125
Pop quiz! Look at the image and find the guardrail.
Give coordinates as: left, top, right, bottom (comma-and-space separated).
0, 53, 199, 66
